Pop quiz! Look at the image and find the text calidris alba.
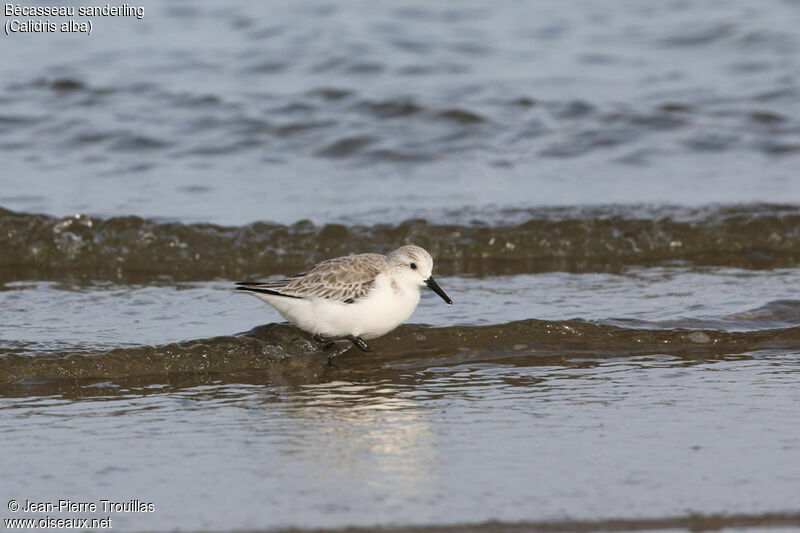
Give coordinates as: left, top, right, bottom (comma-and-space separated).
236, 245, 452, 351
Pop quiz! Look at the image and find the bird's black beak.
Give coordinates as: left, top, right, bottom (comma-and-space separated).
425, 276, 452, 305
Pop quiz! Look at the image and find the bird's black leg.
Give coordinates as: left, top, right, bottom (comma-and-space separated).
313, 335, 341, 366
313, 334, 334, 349
313, 334, 371, 352
344, 335, 371, 352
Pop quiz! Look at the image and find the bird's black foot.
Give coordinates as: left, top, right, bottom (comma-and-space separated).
344, 335, 371, 352
313, 334, 372, 352
313, 334, 335, 351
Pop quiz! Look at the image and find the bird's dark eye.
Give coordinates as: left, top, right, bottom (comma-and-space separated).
410, 263, 417, 270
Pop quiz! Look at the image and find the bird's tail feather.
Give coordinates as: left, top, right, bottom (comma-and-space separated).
235, 282, 302, 299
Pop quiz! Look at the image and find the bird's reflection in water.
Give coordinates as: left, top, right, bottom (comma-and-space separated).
282, 380, 438, 493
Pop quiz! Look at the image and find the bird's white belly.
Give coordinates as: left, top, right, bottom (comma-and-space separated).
316, 283, 420, 339
252, 280, 421, 340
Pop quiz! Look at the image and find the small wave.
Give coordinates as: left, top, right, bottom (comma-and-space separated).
242, 512, 800, 533
31, 77, 87, 92
2, 204, 800, 281
108, 132, 171, 152
9, 73, 800, 166
316, 135, 377, 157
357, 98, 425, 118
659, 23, 734, 47
2, 320, 799, 387
436, 108, 485, 124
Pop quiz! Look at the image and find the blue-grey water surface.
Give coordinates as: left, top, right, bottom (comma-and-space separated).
2, 1, 800, 532
2, 0, 800, 225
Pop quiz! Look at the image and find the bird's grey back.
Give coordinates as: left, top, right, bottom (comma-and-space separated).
257, 253, 388, 303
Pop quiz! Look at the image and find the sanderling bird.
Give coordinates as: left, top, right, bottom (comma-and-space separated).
235, 245, 452, 352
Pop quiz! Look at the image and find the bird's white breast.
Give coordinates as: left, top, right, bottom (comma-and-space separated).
313, 273, 420, 339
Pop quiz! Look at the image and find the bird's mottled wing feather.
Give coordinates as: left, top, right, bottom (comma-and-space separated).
238, 253, 387, 304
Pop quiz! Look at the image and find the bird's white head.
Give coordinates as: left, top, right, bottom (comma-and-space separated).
387, 245, 452, 305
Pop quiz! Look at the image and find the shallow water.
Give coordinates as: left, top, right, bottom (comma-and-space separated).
3, 264, 800, 531
3, 351, 800, 531
4, 267, 800, 356
3, 0, 800, 531
2, 0, 800, 225
2, 353, 799, 529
